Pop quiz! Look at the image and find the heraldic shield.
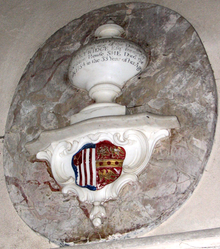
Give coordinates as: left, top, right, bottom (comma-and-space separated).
71, 140, 126, 190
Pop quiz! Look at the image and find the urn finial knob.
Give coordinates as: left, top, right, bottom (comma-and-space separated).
95, 21, 125, 38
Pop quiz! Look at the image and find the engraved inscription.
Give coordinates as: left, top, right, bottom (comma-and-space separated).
70, 39, 147, 76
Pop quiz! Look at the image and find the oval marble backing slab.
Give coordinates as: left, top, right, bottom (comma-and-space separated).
3, 2, 217, 246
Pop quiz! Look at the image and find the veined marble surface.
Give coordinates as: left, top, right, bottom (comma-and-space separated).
3, 3, 217, 246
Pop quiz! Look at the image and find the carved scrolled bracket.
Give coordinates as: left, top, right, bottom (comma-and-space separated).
26, 113, 179, 226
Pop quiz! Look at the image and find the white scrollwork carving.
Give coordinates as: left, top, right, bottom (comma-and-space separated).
26, 113, 180, 227
35, 128, 170, 226
89, 202, 106, 227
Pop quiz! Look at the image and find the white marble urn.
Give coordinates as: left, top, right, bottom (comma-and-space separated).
69, 22, 148, 124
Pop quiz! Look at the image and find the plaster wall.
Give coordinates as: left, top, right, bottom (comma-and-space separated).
0, 0, 220, 248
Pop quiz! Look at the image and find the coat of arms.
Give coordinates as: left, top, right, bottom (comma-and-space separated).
72, 141, 126, 190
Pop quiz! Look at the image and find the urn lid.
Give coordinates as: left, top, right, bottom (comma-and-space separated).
94, 21, 125, 38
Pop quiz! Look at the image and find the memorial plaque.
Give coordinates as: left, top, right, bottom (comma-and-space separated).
3, 2, 217, 246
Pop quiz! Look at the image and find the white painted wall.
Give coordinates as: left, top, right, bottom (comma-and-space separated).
0, 1, 220, 248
